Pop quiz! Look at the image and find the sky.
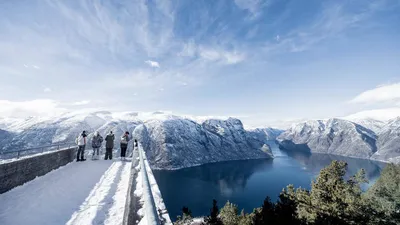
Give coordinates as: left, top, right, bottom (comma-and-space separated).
0, 0, 399, 127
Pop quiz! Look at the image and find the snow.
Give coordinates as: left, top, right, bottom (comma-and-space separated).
0, 159, 133, 225
135, 147, 172, 225
67, 160, 132, 225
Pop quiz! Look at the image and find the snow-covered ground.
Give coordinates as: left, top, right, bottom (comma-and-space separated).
0, 159, 132, 225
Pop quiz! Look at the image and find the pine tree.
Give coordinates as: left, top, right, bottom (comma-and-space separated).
253, 196, 276, 225
366, 163, 400, 224
175, 206, 193, 225
220, 201, 239, 225
204, 199, 223, 225
275, 185, 302, 225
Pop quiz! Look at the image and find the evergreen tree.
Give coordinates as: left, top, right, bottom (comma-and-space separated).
253, 196, 276, 225
175, 206, 193, 225
220, 201, 239, 225
294, 160, 373, 224
275, 185, 303, 225
366, 163, 400, 224
238, 209, 253, 225
204, 199, 223, 225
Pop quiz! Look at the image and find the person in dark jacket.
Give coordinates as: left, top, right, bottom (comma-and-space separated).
75, 131, 87, 161
91, 131, 103, 160
120, 131, 130, 160
134, 139, 138, 148
104, 131, 115, 160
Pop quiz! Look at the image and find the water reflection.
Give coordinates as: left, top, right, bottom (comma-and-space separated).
154, 146, 385, 220
280, 148, 385, 184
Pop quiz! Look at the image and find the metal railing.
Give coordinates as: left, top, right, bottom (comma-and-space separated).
138, 146, 161, 225
0, 142, 76, 160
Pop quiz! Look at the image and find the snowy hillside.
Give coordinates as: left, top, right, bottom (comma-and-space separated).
276, 118, 377, 159
247, 127, 284, 142
346, 118, 386, 133
133, 117, 273, 170
0, 112, 274, 169
371, 117, 400, 163
0, 111, 143, 153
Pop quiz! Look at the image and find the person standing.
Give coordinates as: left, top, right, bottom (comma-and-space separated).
120, 131, 130, 161
75, 130, 87, 162
91, 131, 103, 160
104, 131, 115, 160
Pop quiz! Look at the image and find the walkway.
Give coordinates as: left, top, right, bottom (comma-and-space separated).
0, 159, 132, 225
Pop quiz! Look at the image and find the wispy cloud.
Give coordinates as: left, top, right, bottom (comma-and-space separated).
44, 88, 52, 93
145, 60, 160, 68
349, 83, 400, 104
0, 99, 66, 118
72, 100, 90, 106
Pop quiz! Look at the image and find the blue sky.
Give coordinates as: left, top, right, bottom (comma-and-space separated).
0, 0, 399, 127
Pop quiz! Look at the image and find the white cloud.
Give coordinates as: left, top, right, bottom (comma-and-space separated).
72, 100, 90, 106
349, 83, 400, 104
275, 35, 280, 41
32, 65, 40, 69
199, 48, 245, 65
158, 88, 165, 92
0, 99, 66, 118
145, 60, 160, 68
344, 107, 400, 121
44, 88, 52, 93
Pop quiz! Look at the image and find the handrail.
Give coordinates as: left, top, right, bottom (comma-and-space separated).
0, 142, 76, 160
138, 146, 161, 225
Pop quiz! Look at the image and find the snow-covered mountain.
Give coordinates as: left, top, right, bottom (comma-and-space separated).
0, 111, 143, 153
371, 117, 400, 163
346, 118, 386, 133
0, 112, 273, 169
133, 117, 273, 170
247, 127, 284, 142
276, 118, 377, 159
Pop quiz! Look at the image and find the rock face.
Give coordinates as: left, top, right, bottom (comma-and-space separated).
133, 117, 273, 170
371, 117, 400, 163
276, 118, 377, 159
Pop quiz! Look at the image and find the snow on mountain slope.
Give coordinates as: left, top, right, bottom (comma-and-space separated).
0, 111, 142, 153
276, 118, 377, 159
346, 118, 386, 133
247, 127, 284, 142
371, 117, 400, 163
133, 117, 273, 170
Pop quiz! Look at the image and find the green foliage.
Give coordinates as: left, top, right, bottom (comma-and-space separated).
204, 199, 223, 225
294, 160, 374, 224
220, 201, 239, 225
238, 210, 253, 225
183, 161, 400, 225
366, 163, 400, 224
175, 206, 193, 225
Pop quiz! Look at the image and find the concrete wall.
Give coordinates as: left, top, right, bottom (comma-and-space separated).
0, 147, 76, 194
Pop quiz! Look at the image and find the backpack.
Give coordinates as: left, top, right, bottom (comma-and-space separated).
121, 136, 128, 144
76, 134, 85, 146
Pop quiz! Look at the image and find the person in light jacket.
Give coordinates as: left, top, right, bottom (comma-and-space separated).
91, 131, 103, 160
104, 131, 115, 160
120, 131, 130, 161
75, 130, 87, 161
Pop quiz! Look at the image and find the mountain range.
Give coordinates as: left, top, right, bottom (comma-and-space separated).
0, 111, 274, 169
276, 117, 400, 164
0, 111, 399, 167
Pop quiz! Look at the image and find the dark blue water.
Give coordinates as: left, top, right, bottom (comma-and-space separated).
153, 143, 385, 220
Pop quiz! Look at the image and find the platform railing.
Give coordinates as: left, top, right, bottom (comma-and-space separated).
0, 142, 76, 160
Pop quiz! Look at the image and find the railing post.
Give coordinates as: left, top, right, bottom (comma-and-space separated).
17, 151, 20, 159
139, 147, 160, 225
